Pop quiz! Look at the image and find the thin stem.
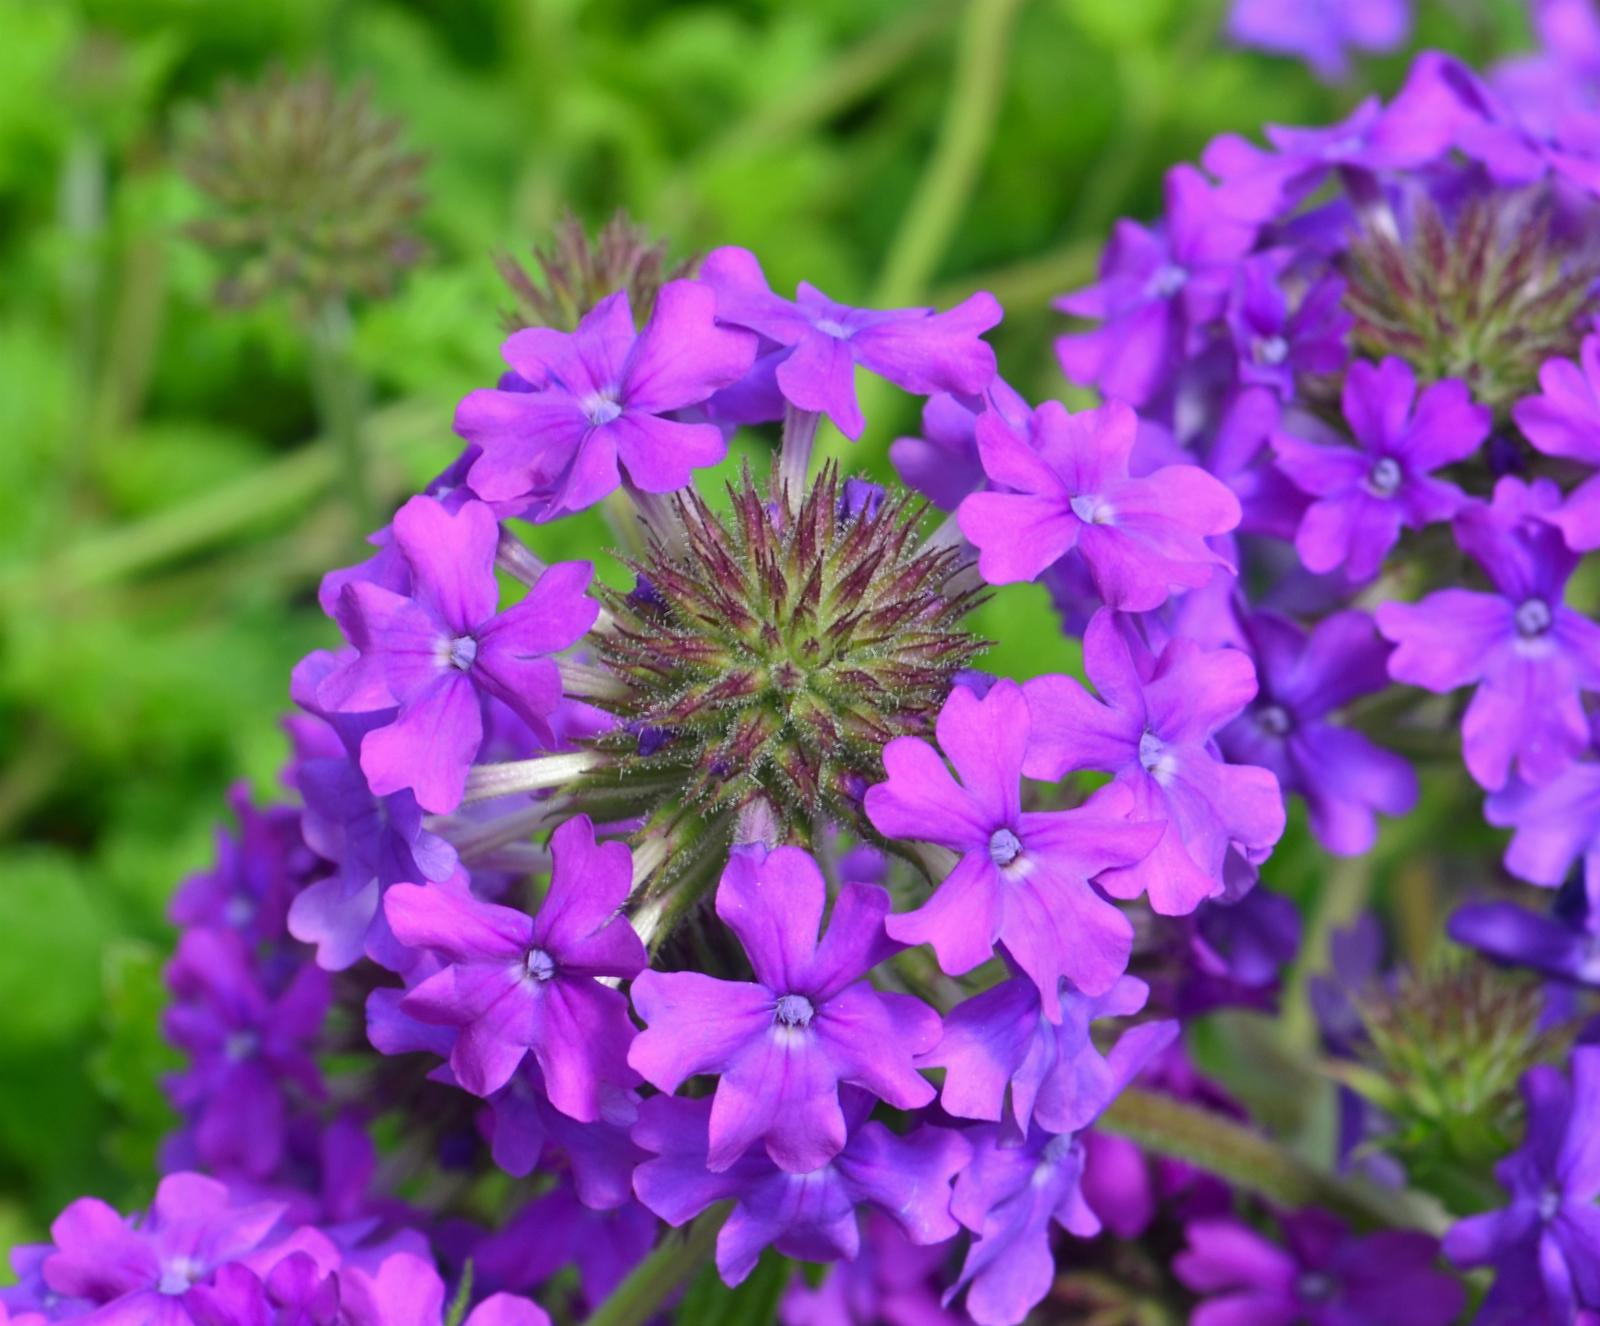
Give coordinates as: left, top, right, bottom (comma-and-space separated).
557, 657, 630, 702
872, 0, 1026, 307
306, 297, 374, 536
1098, 1088, 1450, 1236
462, 754, 602, 805
777, 406, 820, 510
433, 800, 570, 861
496, 529, 547, 585
623, 479, 686, 553
582, 1204, 730, 1326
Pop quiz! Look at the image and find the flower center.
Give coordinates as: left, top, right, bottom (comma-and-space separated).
1296, 1271, 1336, 1305
1069, 493, 1113, 524
1538, 1186, 1563, 1222
1255, 702, 1293, 737
1253, 334, 1289, 365
579, 389, 623, 427
812, 317, 855, 340
774, 994, 815, 1027
158, 1257, 204, 1296
224, 1030, 259, 1062
1366, 456, 1403, 497
1516, 598, 1553, 638
988, 827, 1023, 867
1138, 730, 1177, 782
447, 635, 479, 671
524, 948, 556, 982
1146, 263, 1188, 299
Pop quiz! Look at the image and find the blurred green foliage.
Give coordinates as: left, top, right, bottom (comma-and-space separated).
0, 0, 1532, 1250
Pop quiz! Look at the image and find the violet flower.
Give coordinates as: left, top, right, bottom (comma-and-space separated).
1225, 0, 1410, 82
1272, 358, 1489, 582
318, 495, 598, 813
888, 378, 1031, 513
863, 679, 1163, 1004
632, 1093, 968, 1288
1512, 332, 1600, 552
1226, 258, 1350, 397
454, 281, 756, 519
957, 399, 1241, 608
628, 846, 938, 1173
382, 815, 645, 1112
1022, 610, 1286, 916
340, 1252, 551, 1326
699, 246, 1001, 440
1375, 476, 1600, 790
1445, 1047, 1600, 1322
779, 1210, 963, 1326
1483, 751, 1600, 901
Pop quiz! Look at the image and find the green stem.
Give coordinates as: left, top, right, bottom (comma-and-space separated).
306, 297, 374, 535
872, 0, 1026, 307
582, 1204, 729, 1326
1099, 1088, 1450, 1235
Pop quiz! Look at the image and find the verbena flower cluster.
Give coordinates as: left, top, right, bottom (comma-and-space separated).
11, 30, 1600, 1326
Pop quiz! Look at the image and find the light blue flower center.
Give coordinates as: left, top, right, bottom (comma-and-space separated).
224, 1030, 259, 1062
580, 389, 623, 426
158, 1258, 203, 1295
812, 317, 854, 340
1069, 493, 1113, 524
1296, 1271, 1336, 1304
1366, 457, 1402, 497
1256, 703, 1292, 737
1539, 1186, 1563, 1222
1253, 334, 1289, 365
775, 994, 814, 1027
988, 828, 1023, 867
448, 635, 479, 671
1147, 263, 1188, 298
524, 948, 556, 982
1516, 598, 1553, 638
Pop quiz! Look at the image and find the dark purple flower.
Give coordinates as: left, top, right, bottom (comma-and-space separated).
454, 282, 756, 518
888, 379, 1031, 512
1375, 476, 1600, 790
164, 928, 329, 1180
699, 246, 1001, 440
922, 972, 1176, 1142
1225, 0, 1410, 82
779, 1210, 961, 1326
1512, 332, 1600, 552
947, 1126, 1100, 1326
383, 815, 645, 1111
1022, 610, 1286, 916
1219, 608, 1417, 855
863, 679, 1163, 1003
1484, 753, 1600, 901
170, 785, 310, 944
1450, 894, 1600, 988
1176, 1211, 1463, 1326
629, 846, 938, 1173
1226, 258, 1350, 396
1056, 165, 1258, 405
318, 495, 597, 813
1445, 1047, 1600, 1322
631, 1093, 968, 1288
1273, 358, 1489, 582
958, 398, 1241, 608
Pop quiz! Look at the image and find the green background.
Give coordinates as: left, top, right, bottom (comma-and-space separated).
0, 0, 1531, 1254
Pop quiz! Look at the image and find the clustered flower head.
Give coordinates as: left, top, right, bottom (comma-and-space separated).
26, 22, 1600, 1326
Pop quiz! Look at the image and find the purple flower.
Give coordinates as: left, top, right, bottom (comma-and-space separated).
779, 1210, 962, 1326
1375, 476, 1600, 790
1484, 755, 1600, 900
170, 785, 309, 944
1450, 894, 1600, 988
454, 282, 756, 518
628, 846, 938, 1173
164, 928, 329, 1180
631, 1093, 969, 1288
922, 972, 1177, 1142
947, 1126, 1100, 1326
699, 246, 1001, 440
1218, 609, 1417, 855
40, 1173, 288, 1323
318, 495, 598, 813
1176, 1211, 1463, 1326
382, 815, 645, 1111
1512, 332, 1600, 552
1022, 610, 1286, 916
1273, 359, 1490, 582
863, 679, 1163, 1004
1056, 165, 1258, 405
888, 379, 1032, 512
956, 399, 1240, 609
1445, 1047, 1600, 1322
1226, 259, 1350, 396
1226, 0, 1410, 82
340, 1252, 551, 1326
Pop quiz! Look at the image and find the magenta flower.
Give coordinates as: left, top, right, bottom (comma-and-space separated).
864, 679, 1162, 1004
1022, 611, 1286, 916
923, 972, 1177, 1142
318, 495, 597, 813
382, 815, 645, 1112
632, 1093, 968, 1288
889, 377, 1032, 512
1513, 332, 1600, 552
1176, 1212, 1463, 1326
454, 281, 756, 519
1273, 358, 1489, 582
1445, 1048, 1600, 1322
629, 846, 938, 1173
1376, 477, 1600, 790
956, 399, 1240, 609
340, 1252, 551, 1326
699, 246, 1000, 439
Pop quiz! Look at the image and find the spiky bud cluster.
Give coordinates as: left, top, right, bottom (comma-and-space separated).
496, 211, 696, 333
182, 69, 427, 311
586, 465, 984, 868
1342, 189, 1600, 415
